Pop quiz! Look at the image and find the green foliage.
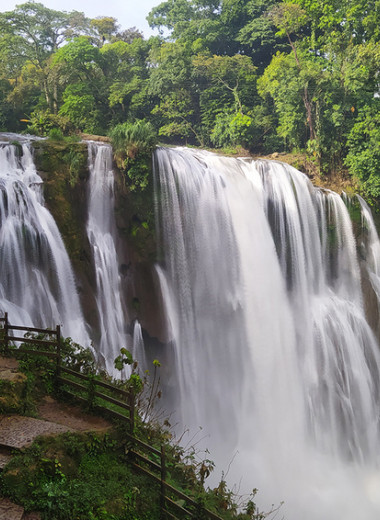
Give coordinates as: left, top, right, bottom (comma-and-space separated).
59, 83, 101, 134
48, 127, 65, 141
114, 348, 134, 371
110, 120, 157, 158
27, 110, 74, 136
345, 103, 380, 198
16, 333, 97, 398
100, 38, 151, 122
258, 51, 306, 149
0, 371, 28, 414
114, 348, 161, 420
1, 433, 160, 520
2, 0, 380, 197
109, 120, 158, 191
211, 112, 256, 149
62, 147, 88, 187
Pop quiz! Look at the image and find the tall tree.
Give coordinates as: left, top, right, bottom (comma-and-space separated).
0, 3, 91, 114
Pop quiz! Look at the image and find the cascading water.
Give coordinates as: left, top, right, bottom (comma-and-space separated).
86, 142, 130, 374
357, 195, 380, 300
0, 136, 89, 345
153, 147, 380, 520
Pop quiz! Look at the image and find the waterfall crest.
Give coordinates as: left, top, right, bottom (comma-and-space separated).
154, 147, 380, 520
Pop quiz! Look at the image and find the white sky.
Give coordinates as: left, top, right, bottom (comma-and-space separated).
0, 0, 163, 38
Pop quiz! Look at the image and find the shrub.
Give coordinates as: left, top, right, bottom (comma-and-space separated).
109, 120, 158, 191
109, 120, 157, 159
48, 128, 65, 141
27, 109, 74, 136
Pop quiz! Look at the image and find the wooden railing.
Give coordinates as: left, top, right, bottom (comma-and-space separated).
0, 313, 223, 520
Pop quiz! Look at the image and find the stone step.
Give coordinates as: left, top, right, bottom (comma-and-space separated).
0, 415, 75, 450
0, 498, 24, 520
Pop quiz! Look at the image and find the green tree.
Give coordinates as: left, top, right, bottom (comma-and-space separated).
238, 0, 287, 69
90, 16, 119, 46
258, 51, 307, 149
100, 38, 151, 123
52, 37, 106, 132
147, 0, 248, 55
148, 40, 202, 144
269, 2, 315, 140
193, 53, 259, 147
0, 2, 86, 112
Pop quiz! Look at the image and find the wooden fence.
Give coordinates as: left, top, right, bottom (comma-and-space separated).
0, 313, 223, 520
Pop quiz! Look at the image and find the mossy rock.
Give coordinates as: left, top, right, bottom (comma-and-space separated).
0, 370, 27, 413
31, 140, 89, 263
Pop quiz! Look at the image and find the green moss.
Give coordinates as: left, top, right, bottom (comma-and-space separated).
0, 370, 27, 413
114, 155, 157, 264
31, 140, 90, 267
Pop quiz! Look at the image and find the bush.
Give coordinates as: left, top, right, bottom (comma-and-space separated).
1, 433, 160, 520
109, 120, 157, 159
27, 110, 74, 136
211, 112, 256, 150
109, 120, 158, 191
48, 128, 65, 141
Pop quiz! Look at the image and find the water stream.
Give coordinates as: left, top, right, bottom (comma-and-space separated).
86, 142, 130, 374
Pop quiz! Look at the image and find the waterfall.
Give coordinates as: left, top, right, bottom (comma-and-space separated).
357, 195, 380, 298
0, 138, 89, 345
86, 142, 129, 374
154, 147, 380, 520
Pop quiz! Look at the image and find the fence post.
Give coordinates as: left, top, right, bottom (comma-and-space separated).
4, 312, 9, 354
55, 324, 61, 386
129, 388, 135, 436
160, 445, 166, 519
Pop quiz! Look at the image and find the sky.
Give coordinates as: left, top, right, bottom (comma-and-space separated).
0, 0, 163, 38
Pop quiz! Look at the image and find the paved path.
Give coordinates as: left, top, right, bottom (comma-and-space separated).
0, 415, 75, 450
0, 498, 24, 520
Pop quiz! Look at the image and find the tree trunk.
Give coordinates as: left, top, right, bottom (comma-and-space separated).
287, 31, 316, 141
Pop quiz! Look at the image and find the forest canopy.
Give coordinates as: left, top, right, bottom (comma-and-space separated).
1, 0, 380, 195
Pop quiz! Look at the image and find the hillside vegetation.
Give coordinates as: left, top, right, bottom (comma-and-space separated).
1, 1, 380, 201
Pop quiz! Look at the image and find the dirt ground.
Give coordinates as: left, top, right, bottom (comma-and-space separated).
37, 395, 111, 432
0, 355, 112, 433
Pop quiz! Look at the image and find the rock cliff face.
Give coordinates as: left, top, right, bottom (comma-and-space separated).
31, 140, 166, 355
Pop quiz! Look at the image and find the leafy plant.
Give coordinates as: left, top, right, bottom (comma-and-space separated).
48, 127, 65, 141
109, 120, 158, 191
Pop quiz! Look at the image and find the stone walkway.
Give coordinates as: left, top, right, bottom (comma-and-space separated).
0, 498, 24, 520
0, 415, 75, 450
